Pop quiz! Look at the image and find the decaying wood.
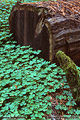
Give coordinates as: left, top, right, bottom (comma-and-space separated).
9, 0, 80, 65
56, 50, 80, 106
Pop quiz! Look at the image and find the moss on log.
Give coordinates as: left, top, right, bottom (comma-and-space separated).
56, 50, 80, 103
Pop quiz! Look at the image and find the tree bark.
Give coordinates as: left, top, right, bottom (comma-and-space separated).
9, 0, 80, 65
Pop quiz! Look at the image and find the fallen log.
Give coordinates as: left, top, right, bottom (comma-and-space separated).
9, 0, 80, 65
56, 50, 80, 105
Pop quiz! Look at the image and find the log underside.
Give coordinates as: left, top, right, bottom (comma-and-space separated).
9, 0, 80, 66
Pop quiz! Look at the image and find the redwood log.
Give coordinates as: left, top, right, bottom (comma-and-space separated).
9, 0, 80, 65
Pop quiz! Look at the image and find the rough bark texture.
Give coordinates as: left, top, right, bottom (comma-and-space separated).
9, 0, 80, 65
56, 50, 80, 103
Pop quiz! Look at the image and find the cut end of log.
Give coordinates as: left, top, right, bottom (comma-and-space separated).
9, 6, 51, 61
